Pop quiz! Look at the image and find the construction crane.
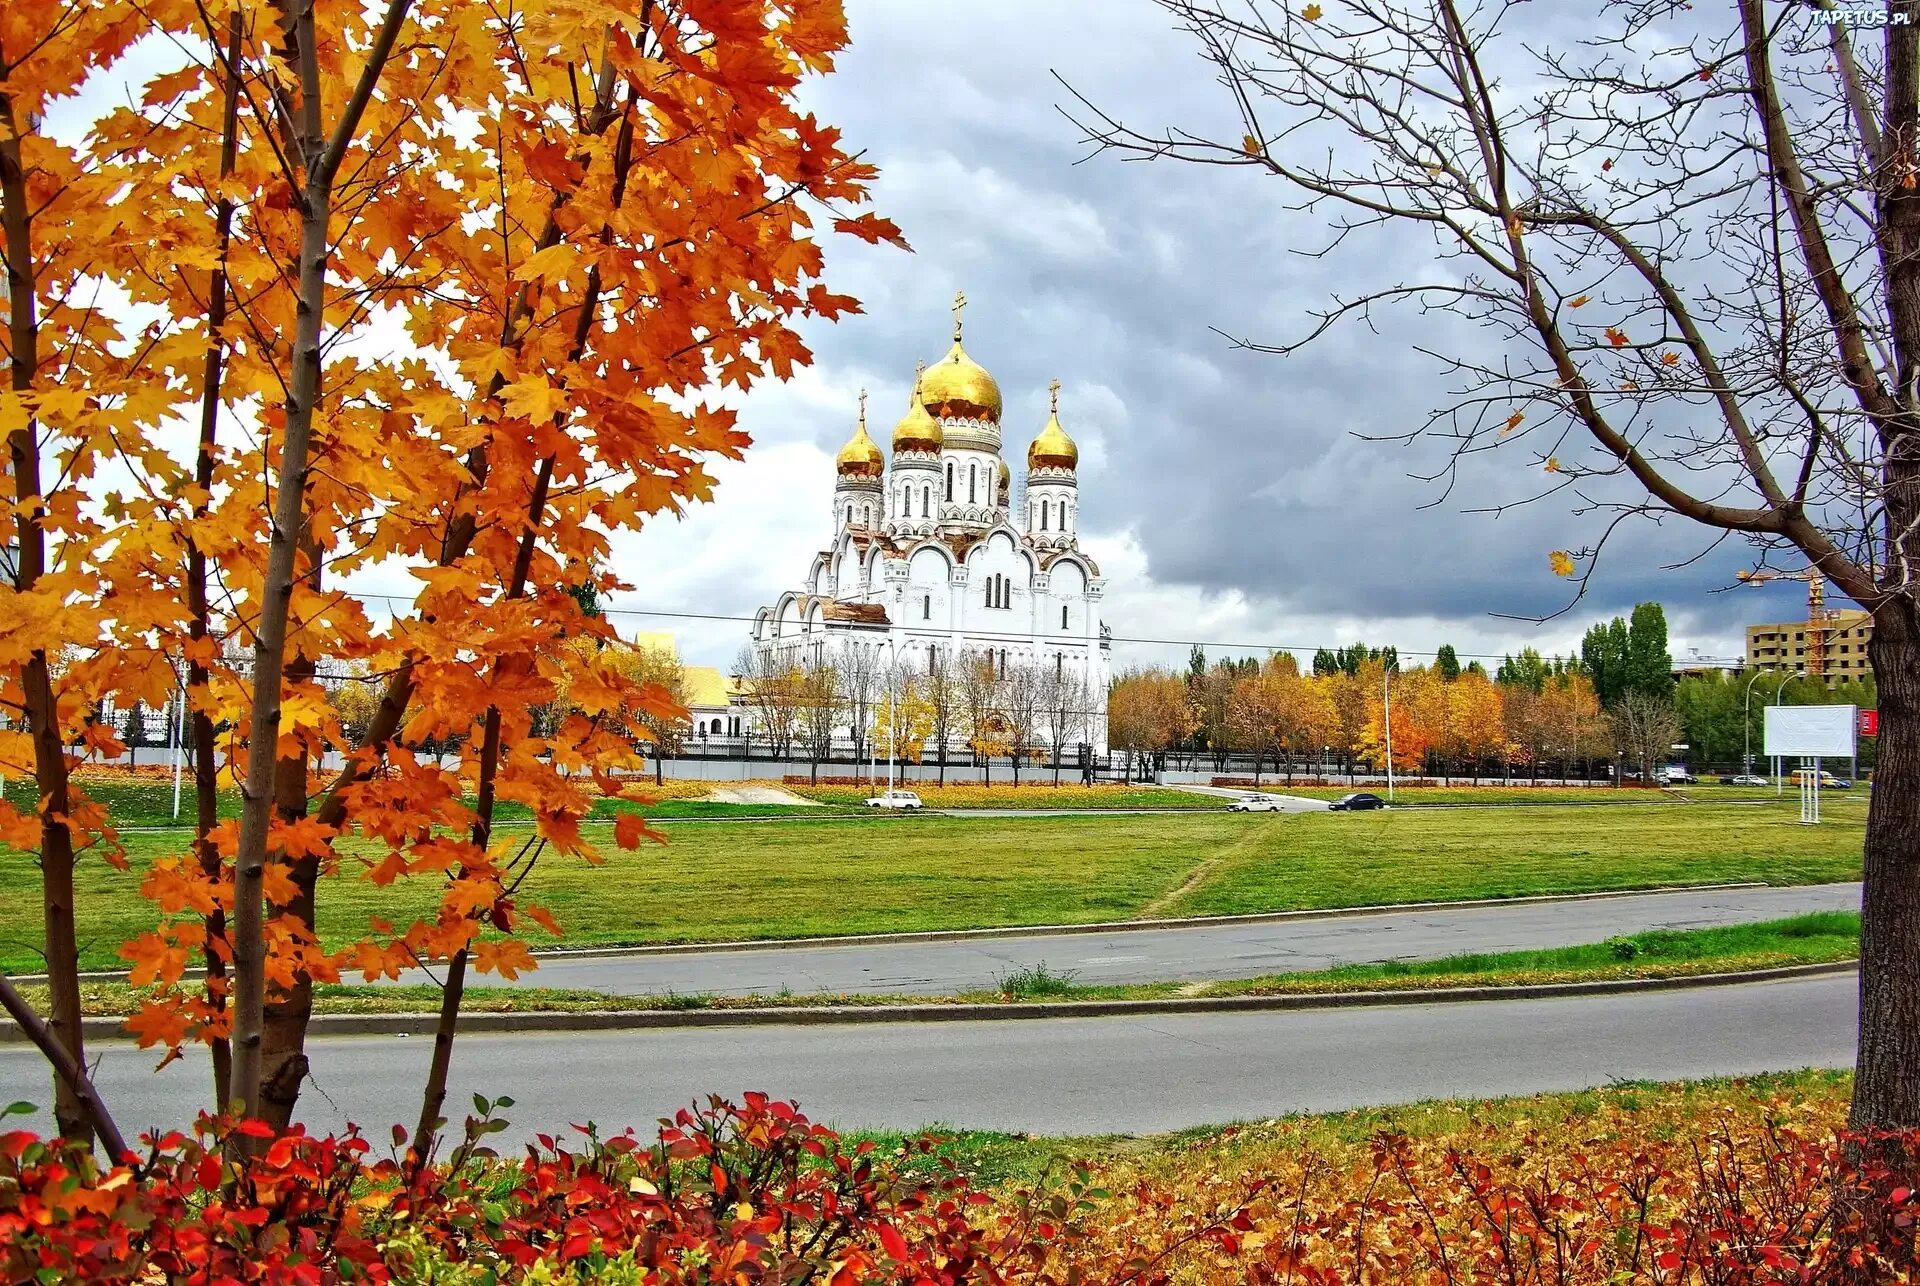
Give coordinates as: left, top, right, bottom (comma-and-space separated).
1736, 567, 1836, 678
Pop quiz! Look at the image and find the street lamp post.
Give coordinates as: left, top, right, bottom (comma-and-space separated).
1742, 667, 1766, 775
886, 637, 898, 794
1774, 678, 1788, 797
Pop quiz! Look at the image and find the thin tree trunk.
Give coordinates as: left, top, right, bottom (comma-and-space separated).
1853, 603, 1920, 1130
412, 438, 558, 1163
229, 176, 328, 1133
0, 978, 126, 1159
188, 15, 245, 1114
0, 88, 90, 1147
229, 0, 412, 1134
258, 541, 320, 1130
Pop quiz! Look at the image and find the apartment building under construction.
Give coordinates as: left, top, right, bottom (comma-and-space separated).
1745, 609, 1876, 682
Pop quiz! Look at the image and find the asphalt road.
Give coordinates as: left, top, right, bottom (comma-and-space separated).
389, 883, 1862, 998
2, 973, 1857, 1143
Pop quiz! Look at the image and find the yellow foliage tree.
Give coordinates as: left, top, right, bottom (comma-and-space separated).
872, 680, 935, 764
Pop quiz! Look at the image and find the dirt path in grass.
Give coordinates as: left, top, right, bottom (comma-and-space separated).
1137, 825, 1280, 919
1136, 860, 1221, 920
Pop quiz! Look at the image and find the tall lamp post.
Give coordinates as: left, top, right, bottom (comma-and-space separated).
883, 636, 899, 794
1774, 678, 1789, 798
1742, 666, 1767, 776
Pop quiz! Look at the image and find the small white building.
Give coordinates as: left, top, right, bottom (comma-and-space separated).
750, 297, 1111, 754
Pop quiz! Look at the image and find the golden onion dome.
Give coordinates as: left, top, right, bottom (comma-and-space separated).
834, 392, 884, 478
891, 363, 943, 453
996, 457, 1010, 497
1027, 380, 1079, 470
918, 293, 1001, 422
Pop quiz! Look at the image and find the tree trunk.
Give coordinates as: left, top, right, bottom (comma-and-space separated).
1852, 602, 1920, 1130
230, 159, 329, 1131
0, 88, 91, 1148
258, 593, 319, 1131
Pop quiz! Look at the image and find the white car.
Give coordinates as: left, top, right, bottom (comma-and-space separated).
865, 789, 924, 809
1229, 792, 1284, 812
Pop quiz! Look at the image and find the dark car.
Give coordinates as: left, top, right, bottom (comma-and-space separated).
1328, 792, 1387, 811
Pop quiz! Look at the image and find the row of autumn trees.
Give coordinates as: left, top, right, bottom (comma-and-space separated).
0, 0, 898, 1159
734, 642, 1098, 784
1107, 605, 1691, 783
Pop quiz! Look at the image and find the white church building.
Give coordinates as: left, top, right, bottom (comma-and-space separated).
749, 296, 1111, 754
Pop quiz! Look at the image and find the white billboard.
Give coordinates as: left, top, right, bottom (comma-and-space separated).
1764, 705, 1857, 758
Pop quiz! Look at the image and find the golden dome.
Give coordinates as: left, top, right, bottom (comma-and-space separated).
835, 392, 884, 478
996, 457, 1010, 498
918, 292, 1001, 422
892, 363, 943, 453
1027, 380, 1079, 470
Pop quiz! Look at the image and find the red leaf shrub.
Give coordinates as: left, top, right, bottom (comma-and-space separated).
0, 1094, 1247, 1284
5, 1094, 1915, 1283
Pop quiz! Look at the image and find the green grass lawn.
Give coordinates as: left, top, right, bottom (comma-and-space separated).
0, 802, 1863, 975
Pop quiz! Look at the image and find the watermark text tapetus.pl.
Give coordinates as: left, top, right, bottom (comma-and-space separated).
1810, 6, 1911, 26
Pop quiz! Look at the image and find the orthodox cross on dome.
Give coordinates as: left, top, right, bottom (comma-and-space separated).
1049, 378, 1061, 413
857, 388, 867, 424
911, 359, 926, 398
951, 290, 967, 340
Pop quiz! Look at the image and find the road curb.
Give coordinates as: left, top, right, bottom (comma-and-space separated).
17, 960, 1857, 1044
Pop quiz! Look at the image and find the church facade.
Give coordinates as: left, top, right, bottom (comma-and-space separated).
750, 296, 1110, 755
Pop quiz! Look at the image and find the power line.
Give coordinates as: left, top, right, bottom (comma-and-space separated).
341, 593, 1580, 664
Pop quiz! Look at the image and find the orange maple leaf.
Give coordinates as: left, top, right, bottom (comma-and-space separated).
473, 938, 538, 981
613, 811, 653, 850
831, 213, 911, 250
1605, 327, 1629, 347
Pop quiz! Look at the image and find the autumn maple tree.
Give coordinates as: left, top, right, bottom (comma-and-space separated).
1, 0, 896, 1151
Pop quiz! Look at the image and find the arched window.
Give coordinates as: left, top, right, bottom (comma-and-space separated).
1061, 604, 1069, 629
945, 462, 953, 501
922, 593, 930, 620
928, 644, 937, 674
968, 464, 977, 504
1040, 503, 1049, 532
846, 505, 853, 526
922, 486, 931, 516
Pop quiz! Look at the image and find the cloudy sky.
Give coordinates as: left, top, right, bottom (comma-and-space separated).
52, 1, 1812, 674
577, 0, 1818, 674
